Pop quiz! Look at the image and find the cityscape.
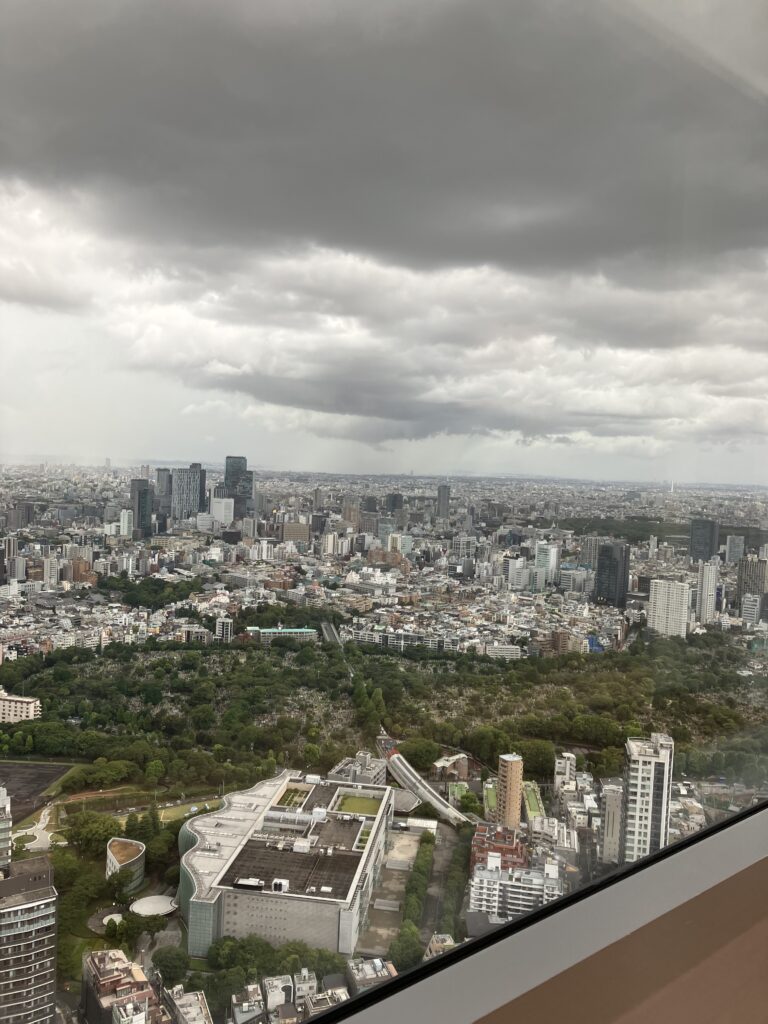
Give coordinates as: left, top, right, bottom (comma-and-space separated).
0, 457, 766, 1022
3, 0, 768, 1019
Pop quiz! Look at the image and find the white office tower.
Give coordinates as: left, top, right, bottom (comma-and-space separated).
42, 558, 59, 589
504, 556, 529, 592
741, 593, 762, 626
621, 733, 674, 864
119, 508, 134, 537
647, 579, 690, 638
648, 535, 658, 559
535, 541, 560, 583
725, 535, 745, 564
554, 752, 576, 794
0, 787, 10, 872
469, 853, 563, 920
210, 497, 235, 526
696, 560, 718, 624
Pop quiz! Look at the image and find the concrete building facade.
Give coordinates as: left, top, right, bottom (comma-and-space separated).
0, 857, 57, 1024
621, 734, 674, 864
179, 772, 394, 957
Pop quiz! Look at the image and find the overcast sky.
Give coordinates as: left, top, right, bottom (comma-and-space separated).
2, 0, 768, 481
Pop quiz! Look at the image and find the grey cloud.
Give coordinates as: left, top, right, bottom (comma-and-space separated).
2, 0, 768, 277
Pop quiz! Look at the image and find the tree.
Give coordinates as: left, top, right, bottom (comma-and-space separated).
459, 792, 482, 815
151, 947, 190, 987
145, 759, 165, 786
388, 922, 424, 971
67, 811, 122, 858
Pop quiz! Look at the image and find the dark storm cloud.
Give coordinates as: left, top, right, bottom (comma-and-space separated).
2, 0, 768, 467
2, 0, 767, 274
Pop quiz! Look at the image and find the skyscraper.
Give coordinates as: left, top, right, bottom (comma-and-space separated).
437, 483, 450, 519
0, 856, 58, 1024
497, 753, 523, 830
130, 479, 152, 538
689, 518, 719, 562
725, 534, 745, 564
172, 464, 206, 520
155, 467, 172, 513
534, 540, 560, 584
647, 579, 690, 638
696, 559, 718, 623
224, 455, 248, 493
119, 509, 134, 538
737, 555, 768, 606
594, 542, 630, 608
621, 734, 674, 863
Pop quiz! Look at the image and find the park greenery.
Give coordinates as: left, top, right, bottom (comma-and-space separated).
0, 615, 766, 990
51, 802, 183, 979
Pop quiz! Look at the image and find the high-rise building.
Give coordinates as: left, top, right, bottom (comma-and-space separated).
119, 509, 134, 537
725, 534, 745, 564
0, 786, 10, 872
741, 593, 762, 625
0, 857, 58, 1024
737, 555, 768, 606
689, 518, 719, 562
580, 535, 606, 569
155, 468, 172, 513
621, 734, 674, 863
130, 479, 152, 538
385, 492, 404, 513
535, 541, 560, 584
497, 753, 523, 830
210, 497, 235, 526
437, 483, 450, 519
647, 579, 690, 638
171, 465, 206, 520
594, 542, 630, 608
599, 779, 623, 865
696, 560, 718, 624
224, 455, 248, 493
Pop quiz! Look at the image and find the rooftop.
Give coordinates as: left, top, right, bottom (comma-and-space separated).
108, 837, 145, 865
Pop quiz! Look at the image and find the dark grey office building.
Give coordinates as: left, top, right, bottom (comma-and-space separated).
130, 479, 152, 538
224, 455, 248, 493
594, 542, 630, 608
689, 519, 719, 562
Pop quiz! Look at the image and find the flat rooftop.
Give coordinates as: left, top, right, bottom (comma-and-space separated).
108, 838, 144, 865
220, 841, 361, 900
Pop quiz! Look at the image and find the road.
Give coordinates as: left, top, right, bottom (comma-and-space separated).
13, 804, 62, 851
321, 621, 342, 645
385, 751, 469, 826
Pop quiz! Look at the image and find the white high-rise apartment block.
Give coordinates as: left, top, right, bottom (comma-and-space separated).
469, 853, 563, 920
621, 733, 674, 864
119, 508, 134, 537
0, 687, 41, 724
554, 752, 576, 794
696, 559, 718, 624
504, 556, 529, 592
647, 579, 690, 638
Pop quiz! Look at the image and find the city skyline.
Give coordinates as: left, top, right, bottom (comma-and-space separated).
3, 2, 768, 483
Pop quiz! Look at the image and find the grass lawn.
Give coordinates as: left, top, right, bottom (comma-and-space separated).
337, 795, 382, 816
188, 956, 211, 973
